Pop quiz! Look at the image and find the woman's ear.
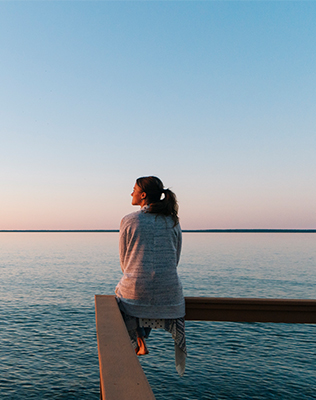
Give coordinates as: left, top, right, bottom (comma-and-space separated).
141, 192, 147, 199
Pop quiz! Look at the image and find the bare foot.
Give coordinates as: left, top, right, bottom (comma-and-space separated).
136, 337, 149, 355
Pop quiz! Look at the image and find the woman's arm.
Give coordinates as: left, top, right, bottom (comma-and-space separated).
176, 225, 182, 265
119, 218, 128, 272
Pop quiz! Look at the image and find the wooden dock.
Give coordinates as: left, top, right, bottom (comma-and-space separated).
95, 295, 316, 400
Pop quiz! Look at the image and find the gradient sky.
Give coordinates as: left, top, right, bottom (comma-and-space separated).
1, 1, 315, 230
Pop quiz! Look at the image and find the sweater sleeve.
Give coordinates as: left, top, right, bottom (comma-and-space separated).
119, 217, 128, 272
176, 224, 182, 266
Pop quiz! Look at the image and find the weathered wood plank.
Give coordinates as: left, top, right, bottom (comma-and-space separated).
95, 295, 156, 400
185, 297, 316, 323
95, 295, 316, 399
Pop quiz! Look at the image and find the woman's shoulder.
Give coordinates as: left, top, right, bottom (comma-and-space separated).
120, 210, 143, 228
121, 209, 181, 231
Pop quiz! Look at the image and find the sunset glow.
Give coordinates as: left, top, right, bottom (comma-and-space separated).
1, 2, 315, 230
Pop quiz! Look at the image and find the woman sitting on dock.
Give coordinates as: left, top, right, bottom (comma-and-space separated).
115, 176, 186, 376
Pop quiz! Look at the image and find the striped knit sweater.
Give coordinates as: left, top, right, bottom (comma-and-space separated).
115, 208, 185, 319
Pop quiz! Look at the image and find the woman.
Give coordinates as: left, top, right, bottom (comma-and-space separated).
115, 176, 186, 375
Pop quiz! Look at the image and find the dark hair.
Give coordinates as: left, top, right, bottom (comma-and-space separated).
136, 176, 179, 225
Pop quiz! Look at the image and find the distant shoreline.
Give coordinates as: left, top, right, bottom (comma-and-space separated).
1, 229, 315, 233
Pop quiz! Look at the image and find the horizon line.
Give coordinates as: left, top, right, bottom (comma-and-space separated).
1, 229, 315, 233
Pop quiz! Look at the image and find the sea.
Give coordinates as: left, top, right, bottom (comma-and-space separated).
0, 232, 315, 399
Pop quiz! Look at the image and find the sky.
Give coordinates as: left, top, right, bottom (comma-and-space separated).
1, 1, 315, 230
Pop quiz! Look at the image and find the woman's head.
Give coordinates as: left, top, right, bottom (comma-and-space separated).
136, 176, 164, 203
133, 176, 179, 225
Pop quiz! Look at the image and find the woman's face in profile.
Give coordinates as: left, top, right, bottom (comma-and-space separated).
131, 184, 146, 206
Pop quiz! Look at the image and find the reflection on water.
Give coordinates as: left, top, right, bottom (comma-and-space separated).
0, 233, 315, 399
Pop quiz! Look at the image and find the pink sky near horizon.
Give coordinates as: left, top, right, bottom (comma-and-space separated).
1, 182, 315, 230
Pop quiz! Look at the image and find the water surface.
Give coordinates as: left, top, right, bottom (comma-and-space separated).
0, 233, 315, 399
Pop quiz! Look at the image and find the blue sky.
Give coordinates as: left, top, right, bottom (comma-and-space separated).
1, 1, 315, 229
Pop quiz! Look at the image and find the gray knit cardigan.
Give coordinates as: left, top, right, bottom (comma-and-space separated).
115, 208, 185, 319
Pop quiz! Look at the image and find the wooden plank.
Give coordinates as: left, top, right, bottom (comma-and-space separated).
185, 297, 316, 323
95, 295, 315, 399
95, 295, 156, 400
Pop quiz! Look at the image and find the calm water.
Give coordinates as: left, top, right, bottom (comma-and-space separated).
0, 233, 315, 399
